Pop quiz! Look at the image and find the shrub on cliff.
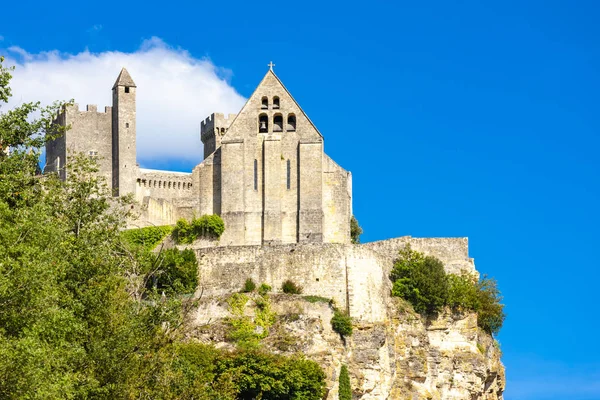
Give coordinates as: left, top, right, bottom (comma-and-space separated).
390, 245, 505, 334
331, 310, 353, 337
281, 279, 303, 294
241, 278, 256, 293
338, 364, 352, 400
390, 246, 448, 314
350, 216, 363, 244
171, 214, 225, 244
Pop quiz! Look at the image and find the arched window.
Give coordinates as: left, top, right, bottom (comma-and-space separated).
273, 96, 280, 109
259, 114, 268, 133
287, 114, 296, 131
261, 97, 268, 109
273, 114, 283, 132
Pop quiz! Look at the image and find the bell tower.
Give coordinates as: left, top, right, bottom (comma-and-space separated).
111, 68, 137, 196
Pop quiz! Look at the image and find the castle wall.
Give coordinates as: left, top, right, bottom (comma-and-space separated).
220, 140, 246, 245
46, 104, 113, 184
298, 141, 324, 242
135, 197, 176, 226
45, 110, 67, 179
323, 154, 352, 244
361, 237, 475, 275
135, 169, 193, 202
193, 237, 476, 323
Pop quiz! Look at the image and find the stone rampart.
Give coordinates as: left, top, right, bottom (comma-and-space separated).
192, 237, 476, 323
193, 243, 390, 323
361, 236, 475, 275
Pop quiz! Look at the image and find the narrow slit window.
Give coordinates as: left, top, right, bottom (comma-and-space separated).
254, 159, 258, 190
286, 159, 291, 190
125, 87, 130, 93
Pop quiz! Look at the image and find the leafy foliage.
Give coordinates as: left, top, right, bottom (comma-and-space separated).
350, 215, 363, 244
242, 278, 257, 293
281, 279, 303, 294
171, 214, 225, 244
226, 292, 276, 350
148, 248, 199, 295
391, 246, 448, 314
214, 349, 326, 399
121, 225, 172, 251
258, 283, 272, 296
302, 295, 331, 304
331, 310, 353, 337
338, 364, 352, 400
390, 245, 505, 334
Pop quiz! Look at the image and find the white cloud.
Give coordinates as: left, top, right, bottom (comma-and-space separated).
3, 37, 247, 168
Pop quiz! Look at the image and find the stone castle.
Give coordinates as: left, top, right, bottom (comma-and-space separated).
45, 65, 504, 398
45, 66, 352, 246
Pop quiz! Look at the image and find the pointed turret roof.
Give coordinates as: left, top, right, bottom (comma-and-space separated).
112, 68, 136, 89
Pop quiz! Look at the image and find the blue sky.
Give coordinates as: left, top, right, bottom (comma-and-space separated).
2, 1, 599, 398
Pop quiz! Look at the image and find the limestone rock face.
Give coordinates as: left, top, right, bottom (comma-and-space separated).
191, 295, 505, 400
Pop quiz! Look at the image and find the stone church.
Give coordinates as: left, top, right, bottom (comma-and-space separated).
45, 66, 353, 245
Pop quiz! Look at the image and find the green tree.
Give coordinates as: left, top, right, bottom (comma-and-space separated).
350, 215, 362, 244
0, 56, 186, 398
338, 364, 352, 400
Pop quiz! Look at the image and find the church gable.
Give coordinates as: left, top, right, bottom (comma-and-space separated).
223, 70, 323, 142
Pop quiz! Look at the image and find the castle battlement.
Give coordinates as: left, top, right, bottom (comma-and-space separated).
200, 112, 237, 138
59, 103, 112, 115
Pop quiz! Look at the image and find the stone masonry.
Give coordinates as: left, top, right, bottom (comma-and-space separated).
46, 66, 352, 245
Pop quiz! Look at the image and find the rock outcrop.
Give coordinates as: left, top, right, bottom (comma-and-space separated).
191, 293, 504, 399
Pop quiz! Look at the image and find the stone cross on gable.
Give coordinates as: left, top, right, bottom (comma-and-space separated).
268, 61, 275, 71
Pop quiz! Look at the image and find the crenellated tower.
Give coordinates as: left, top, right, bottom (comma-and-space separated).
111, 68, 137, 196
200, 113, 237, 159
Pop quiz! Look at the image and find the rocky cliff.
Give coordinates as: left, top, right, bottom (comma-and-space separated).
185, 237, 505, 399
190, 293, 504, 399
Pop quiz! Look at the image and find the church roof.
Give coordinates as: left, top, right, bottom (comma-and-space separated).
112, 68, 136, 89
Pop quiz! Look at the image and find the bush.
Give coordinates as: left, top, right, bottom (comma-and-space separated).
338, 364, 352, 400
169, 343, 326, 400
390, 246, 448, 314
350, 216, 363, 244
390, 246, 505, 334
281, 279, 303, 294
148, 248, 198, 295
475, 276, 505, 335
242, 278, 256, 293
331, 310, 353, 337
258, 283, 272, 296
214, 350, 326, 399
303, 295, 331, 304
171, 214, 225, 244
121, 225, 172, 251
